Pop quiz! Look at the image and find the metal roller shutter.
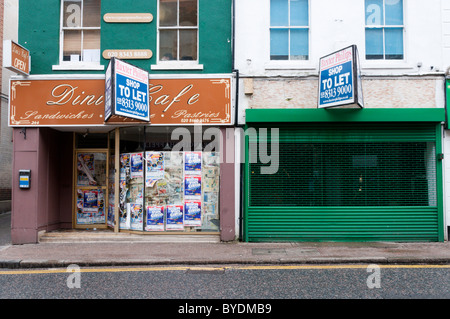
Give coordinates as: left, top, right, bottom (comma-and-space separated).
244, 123, 442, 242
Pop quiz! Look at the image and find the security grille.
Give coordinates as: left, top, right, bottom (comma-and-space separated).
249, 141, 436, 207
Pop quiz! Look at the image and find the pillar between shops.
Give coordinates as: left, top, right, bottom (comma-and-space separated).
11, 128, 73, 244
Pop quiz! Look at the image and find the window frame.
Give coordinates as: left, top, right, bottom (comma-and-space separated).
152, 0, 203, 70
53, 0, 103, 70
364, 0, 405, 62
269, 0, 310, 62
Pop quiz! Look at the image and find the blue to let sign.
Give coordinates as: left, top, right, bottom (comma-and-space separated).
105, 57, 150, 122
318, 45, 363, 109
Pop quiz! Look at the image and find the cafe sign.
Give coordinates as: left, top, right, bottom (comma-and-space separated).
3, 40, 30, 76
9, 75, 233, 127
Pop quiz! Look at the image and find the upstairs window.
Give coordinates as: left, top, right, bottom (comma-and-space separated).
60, 0, 101, 64
270, 0, 309, 61
158, 0, 198, 62
365, 0, 404, 60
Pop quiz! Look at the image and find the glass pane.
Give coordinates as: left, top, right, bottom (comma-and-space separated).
77, 153, 107, 186
270, 0, 288, 26
83, 0, 101, 27
365, 0, 383, 25
385, 28, 403, 59
270, 28, 289, 60
83, 30, 100, 62
160, 29, 178, 60
365, 28, 383, 59
160, 0, 177, 26
180, 0, 197, 26
63, 30, 81, 61
180, 29, 197, 60
290, 29, 308, 60
385, 0, 403, 25
290, 0, 308, 26
63, 1, 82, 28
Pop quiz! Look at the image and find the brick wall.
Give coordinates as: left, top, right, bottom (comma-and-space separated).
246, 77, 443, 110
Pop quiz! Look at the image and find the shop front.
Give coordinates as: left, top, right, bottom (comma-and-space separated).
10, 74, 236, 244
244, 108, 445, 242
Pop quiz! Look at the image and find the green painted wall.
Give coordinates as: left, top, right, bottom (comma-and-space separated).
19, 0, 232, 75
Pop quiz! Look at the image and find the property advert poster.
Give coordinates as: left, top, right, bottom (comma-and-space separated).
184, 201, 202, 227
184, 175, 202, 199
146, 151, 165, 187
130, 203, 144, 231
184, 152, 202, 175
166, 205, 184, 230
130, 152, 144, 178
145, 206, 165, 231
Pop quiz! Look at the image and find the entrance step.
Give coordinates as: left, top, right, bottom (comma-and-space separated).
39, 230, 220, 244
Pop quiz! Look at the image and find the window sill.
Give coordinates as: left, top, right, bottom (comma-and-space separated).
151, 62, 204, 71
52, 63, 105, 71
361, 60, 414, 70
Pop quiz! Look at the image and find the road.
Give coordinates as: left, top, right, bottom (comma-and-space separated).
0, 264, 449, 301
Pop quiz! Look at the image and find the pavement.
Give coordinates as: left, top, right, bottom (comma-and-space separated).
1, 211, 450, 269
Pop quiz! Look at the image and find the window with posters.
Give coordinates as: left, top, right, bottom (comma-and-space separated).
118, 126, 220, 233
73, 127, 220, 233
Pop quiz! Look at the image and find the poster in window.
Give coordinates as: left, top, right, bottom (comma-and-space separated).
184, 152, 202, 175
130, 203, 144, 231
166, 205, 184, 230
130, 152, 144, 178
76, 189, 91, 224
184, 175, 202, 199
184, 201, 202, 227
145, 206, 165, 231
120, 153, 130, 179
94, 189, 105, 224
146, 151, 165, 187
77, 153, 96, 186
83, 190, 99, 212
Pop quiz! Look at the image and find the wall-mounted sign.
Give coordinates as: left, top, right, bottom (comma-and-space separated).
9, 75, 233, 127
102, 49, 153, 60
103, 13, 153, 23
105, 57, 150, 122
150, 77, 233, 125
318, 45, 363, 109
3, 40, 30, 76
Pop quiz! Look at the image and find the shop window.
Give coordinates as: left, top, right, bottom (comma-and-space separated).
116, 127, 220, 232
365, 0, 404, 60
154, 0, 201, 69
56, 0, 102, 69
270, 0, 309, 61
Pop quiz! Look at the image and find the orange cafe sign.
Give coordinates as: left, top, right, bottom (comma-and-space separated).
9, 76, 233, 127
3, 40, 30, 76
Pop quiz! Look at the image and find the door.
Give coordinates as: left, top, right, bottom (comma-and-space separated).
74, 150, 109, 228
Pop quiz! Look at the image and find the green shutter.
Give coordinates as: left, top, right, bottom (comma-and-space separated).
244, 123, 442, 242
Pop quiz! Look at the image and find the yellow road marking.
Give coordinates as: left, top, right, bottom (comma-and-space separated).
0, 264, 449, 275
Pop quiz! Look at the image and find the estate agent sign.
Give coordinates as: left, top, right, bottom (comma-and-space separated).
318, 45, 364, 109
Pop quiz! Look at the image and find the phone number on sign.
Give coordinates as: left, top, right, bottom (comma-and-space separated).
116, 97, 147, 112
320, 84, 352, 100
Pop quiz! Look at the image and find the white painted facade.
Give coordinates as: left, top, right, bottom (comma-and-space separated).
234, 0, 450, 237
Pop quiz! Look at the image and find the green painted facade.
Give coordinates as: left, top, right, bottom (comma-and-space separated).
18, 0, 232, 75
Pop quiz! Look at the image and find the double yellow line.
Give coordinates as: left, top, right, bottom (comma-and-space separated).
0, 264, 449, 275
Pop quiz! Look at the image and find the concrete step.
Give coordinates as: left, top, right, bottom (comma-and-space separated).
39, 230, 221, 244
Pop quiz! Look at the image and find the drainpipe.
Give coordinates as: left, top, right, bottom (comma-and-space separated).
231, 0, 244, 242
